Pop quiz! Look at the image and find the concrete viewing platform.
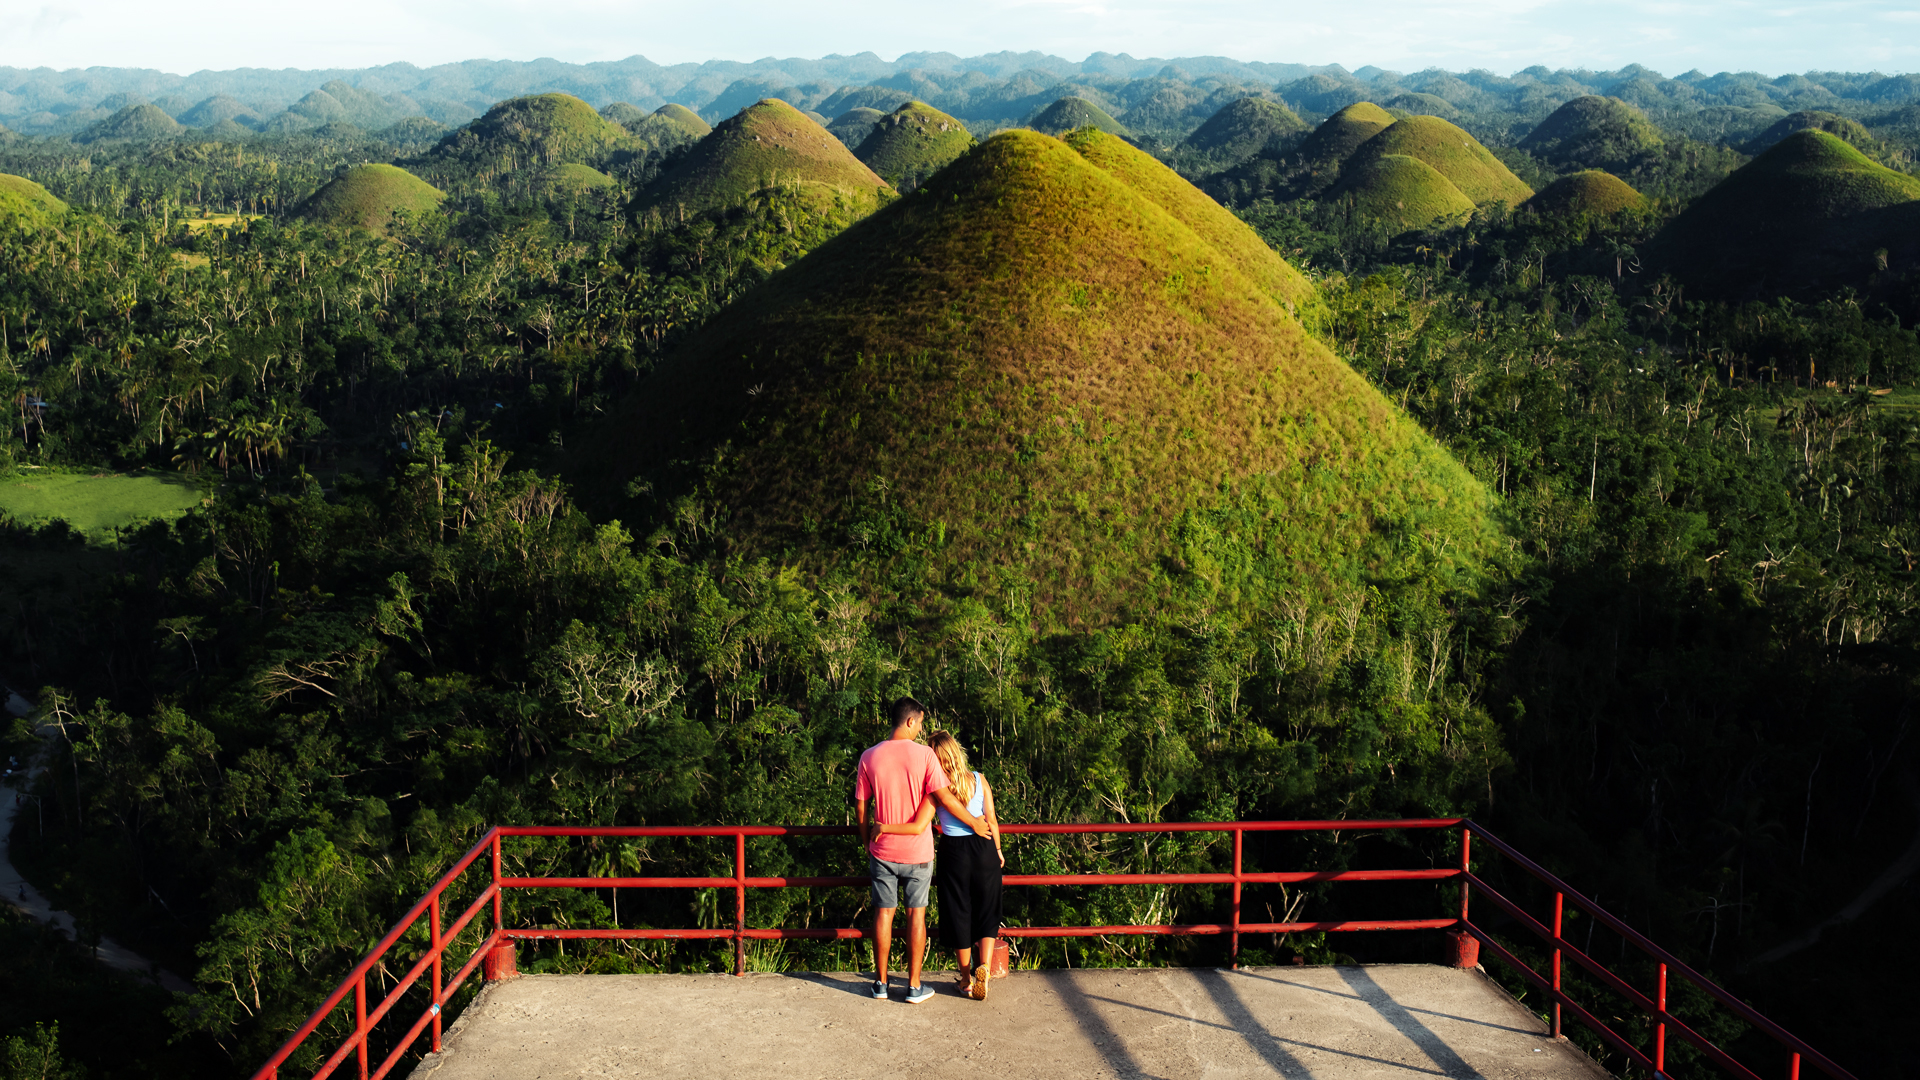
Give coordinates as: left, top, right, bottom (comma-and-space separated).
410, 965, 1607, 1079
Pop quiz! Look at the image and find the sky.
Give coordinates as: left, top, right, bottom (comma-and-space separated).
2, 0, 1917, 77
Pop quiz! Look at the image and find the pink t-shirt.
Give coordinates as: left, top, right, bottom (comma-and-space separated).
855, 739, 949, 864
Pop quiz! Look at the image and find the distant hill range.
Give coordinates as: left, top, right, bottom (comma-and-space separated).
5, 55, 1920, 141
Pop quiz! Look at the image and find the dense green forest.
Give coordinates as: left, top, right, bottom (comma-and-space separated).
3, 57, 1920, 1080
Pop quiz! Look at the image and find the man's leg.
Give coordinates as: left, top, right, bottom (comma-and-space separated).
906, 906, 927, 988
873, 906, 895, 983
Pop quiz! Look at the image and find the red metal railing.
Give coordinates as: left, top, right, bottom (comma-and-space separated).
1458, 823, 1856, 1080
249, 819, 1856, 1080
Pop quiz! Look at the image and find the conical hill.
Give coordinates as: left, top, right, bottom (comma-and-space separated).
75, 103, 184, 143
298, 164, 445, 232
854, 101, 974, 190
574, 130, 1497, 627
426, 93, 635, 170
1297, 102, 1394, 167
1330, 154, 1476, 228
1524, 170, 1643, 217
1746, 110, 1873, 155
1029, 97, 1130, 138
635, 98, 891, 216
1518, 96, 1662, 170
1063, 129, 1319, 318
652, 104, 711, 138
1182, 97, 1307, 161
0, 174, 68, 226
1646, 129, 1920, 298
829, 108, 887, 148
1344, 116, 1532, 206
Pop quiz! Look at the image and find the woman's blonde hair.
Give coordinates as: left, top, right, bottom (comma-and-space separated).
929, 731, 975, 804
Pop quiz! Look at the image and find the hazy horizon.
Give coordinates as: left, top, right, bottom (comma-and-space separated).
4, 0, 1917, 80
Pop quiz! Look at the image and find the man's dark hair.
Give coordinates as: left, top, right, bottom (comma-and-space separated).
889, 696, 925, 728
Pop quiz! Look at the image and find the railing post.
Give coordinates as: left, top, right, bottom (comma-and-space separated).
491, 831, 503, 932
355, 973, 369, 1080
1654, 962, 1668, 1077
430, 890, 444, 1053
1230, 828, 1243, 970
1790, 1051, 1801, 1080
1551, 892, 1563, 1038
1458, 825, 1472, 925
734, 831, 747, 977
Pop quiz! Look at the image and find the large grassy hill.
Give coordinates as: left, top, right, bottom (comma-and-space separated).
1646, 129, 1920, 298
74, 103, 184, 144
1518, 96, 1662, 170
423, 93, 637, 177
635, 98, 892, 216
853, 101, 975, 190
0, 174, 68, 226
1028, 96, 1130, 138
1745, 110, 1875, 154
1344, 116, 1533, 206
574, 129, 1498, 627
1064, 128, 1320, 319
297, 164, 445, 231
1182, 97, 1307, 161
1298, 102, 1394, 167
1330, 153, 1477, 228
1524, 170, 1644, 217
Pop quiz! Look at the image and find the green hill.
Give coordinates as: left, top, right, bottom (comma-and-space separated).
1344, 115, 1533, 206
74, 103, 183, 144
634, 98, 891, 217
1524, 170, 1644, 217
1297, 102, 1395, 167
1028, 96, 1130, 138
648, 103, 711, 138
828, 107, 887, 148
1746, 110, 1874, 154
1181, 97, 1307, 161
425, 93, 636, 173
297, 164, 445, 232
0, 174, 68, 226
1330, 153, 1477, 228
1063, 128, 1319, 318
575, 129, 1497, 627
601, 102, 649, 125
1646, 129, 1920, 298
534, 162, 617, 194
853, 101, 975, 189
1518, 96, 1663, 170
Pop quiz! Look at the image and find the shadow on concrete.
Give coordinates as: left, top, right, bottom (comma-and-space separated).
1237, 967, 1536, 1036
1190, 969, 1319, 1078
1084, 980, 1460, 1077
1053, 973, 1175, 1079
785, 972, 878, 999
1338, 966, 1480, 1078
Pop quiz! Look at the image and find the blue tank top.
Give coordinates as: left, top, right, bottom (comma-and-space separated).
936, 772, 986, 837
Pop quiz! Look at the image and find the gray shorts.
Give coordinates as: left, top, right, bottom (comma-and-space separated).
869, 854, 932, 910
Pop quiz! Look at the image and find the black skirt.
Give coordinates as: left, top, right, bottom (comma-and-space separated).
937, 832, 1003, 949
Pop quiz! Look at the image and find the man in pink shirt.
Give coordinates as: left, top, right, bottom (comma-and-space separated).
855, 697, 987, 1003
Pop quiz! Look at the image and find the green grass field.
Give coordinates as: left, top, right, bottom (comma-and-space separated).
0, 469, 207, 540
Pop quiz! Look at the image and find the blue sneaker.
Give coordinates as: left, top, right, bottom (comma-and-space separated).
904, 983, 934, 1004
870, 979, 888, 999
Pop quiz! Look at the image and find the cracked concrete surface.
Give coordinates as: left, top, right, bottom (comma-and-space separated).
409, 965, 1607, 1079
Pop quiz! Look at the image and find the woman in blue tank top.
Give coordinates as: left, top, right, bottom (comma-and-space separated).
878, 730, 1004, 1000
